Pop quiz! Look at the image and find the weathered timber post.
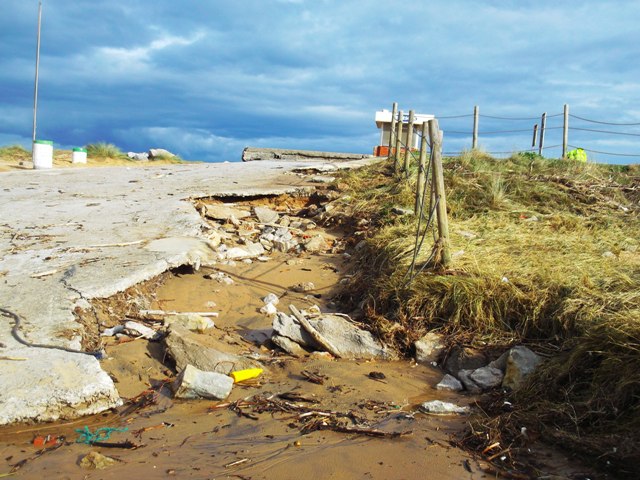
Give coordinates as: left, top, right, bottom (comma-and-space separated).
472, 105, 479, 149
403, 110, 415, 176
415, 121, 428, 215
394, 110, 404, 172
428, 118, 451, 267
389, 102, 398, 158
532, 124, 538, 147
538, 112, 547, 156
562, 104, 569, 158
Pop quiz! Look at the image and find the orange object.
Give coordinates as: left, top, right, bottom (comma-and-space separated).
33, 435, 61, 448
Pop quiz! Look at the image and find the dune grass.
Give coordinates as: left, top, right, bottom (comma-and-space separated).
334, 152, 640, 474
85, 142, 127, 159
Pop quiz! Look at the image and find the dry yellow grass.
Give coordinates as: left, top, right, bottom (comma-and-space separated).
335, 153, 640, 474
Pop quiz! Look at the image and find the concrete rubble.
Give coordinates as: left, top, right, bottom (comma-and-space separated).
172, 364, 234, 400
0, 158, 380, 425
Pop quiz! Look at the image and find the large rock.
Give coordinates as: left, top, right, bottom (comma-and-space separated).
503, 346, 542, 390
457, 369, 482, 394
415, 332, 446, 364
272, 312, 394, 360
444, 346, 488, 375
164, 324, 259, 374
172, 364, 233, 400
469, 366, 504, 390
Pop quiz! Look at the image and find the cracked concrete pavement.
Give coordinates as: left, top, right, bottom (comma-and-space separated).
0, 159, 377, 425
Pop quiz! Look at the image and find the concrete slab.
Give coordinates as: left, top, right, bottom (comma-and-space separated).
0, 159, 377, 425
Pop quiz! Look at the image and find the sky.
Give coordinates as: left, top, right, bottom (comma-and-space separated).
1, 0, 639, 164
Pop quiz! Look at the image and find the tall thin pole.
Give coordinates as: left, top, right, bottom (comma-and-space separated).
394, 110, 403, 172
472, 105, 479, 149
32, 1, 43, 143
538, 112, 546, 156
403, 110, 415, 176
562, 104, 569, 158
388, 102, 398, 157
428, 119, 451, 268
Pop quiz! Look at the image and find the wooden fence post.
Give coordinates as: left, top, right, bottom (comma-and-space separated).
472, 105, 479, 149
538, 112, 546, 156
562, 104, 569, 158
404, 110, 415, 176
532, 124, 538, 148
428, 118, 451, 267
394, 110, 404, 172
389, 102, 398, 158
415, 121, 428, 215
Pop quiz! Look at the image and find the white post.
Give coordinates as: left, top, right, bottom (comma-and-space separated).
32, 1, 43, 144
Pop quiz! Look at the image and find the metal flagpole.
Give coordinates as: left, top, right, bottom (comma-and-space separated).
32, 1, 43, 143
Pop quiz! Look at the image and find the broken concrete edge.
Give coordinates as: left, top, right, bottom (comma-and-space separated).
242, 147, 373, 162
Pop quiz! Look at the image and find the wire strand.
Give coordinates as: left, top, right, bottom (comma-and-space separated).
569, 114, 640, 126
568, 126, 640, 137
567, 145, 640, 158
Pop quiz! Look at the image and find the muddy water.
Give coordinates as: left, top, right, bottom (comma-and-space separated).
0, 207, 485, 479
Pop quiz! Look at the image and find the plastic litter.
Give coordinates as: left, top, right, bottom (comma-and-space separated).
229, 368, 263, 383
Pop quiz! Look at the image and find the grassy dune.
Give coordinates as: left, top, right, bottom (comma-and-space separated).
335, 151, 639, 475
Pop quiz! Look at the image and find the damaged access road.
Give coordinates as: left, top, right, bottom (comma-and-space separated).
0, 158, 379, 425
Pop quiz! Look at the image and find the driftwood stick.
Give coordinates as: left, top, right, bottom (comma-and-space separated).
138, 309, 219, 318
289, 305, 341, 358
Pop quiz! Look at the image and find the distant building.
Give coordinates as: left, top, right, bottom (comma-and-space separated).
374, 109, 434, 156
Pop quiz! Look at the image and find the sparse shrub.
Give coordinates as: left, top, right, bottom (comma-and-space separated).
85, 142, 125, 158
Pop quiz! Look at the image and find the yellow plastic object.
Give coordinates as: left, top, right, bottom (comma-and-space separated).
229, 368, 263, 383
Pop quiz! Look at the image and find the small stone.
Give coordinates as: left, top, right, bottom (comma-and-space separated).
291, 282, 315, 292
457, 369, 482, 394
263, 293, 280, 305
419, 400, 469, 415
436, 374, 464, 392
602, 251, 616, 259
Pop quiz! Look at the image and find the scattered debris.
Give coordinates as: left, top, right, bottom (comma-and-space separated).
229, 368, 264, 383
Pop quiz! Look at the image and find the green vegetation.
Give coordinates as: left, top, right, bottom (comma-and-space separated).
0, 144, 30, 161
85, 142, 127, 159
335, 152, 639, 475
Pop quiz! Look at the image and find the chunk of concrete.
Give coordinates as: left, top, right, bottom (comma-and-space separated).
470, 366, 504, 390
164, 324, 259, 374
503, 346, 542, 390
205, 204, 251, 221
0, 348, 122, 425
419, 400, 469, 415
254, 206, 279, 224
271, 334, 309, 357
80, 451, 118, 470
415, 332, 446, 364
165, 313, 215, 333
303, 235, 329, 253
172, 364, 234, 400
436, 374, 464, 392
